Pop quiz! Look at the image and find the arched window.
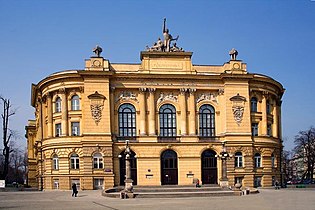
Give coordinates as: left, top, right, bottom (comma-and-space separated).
235, 152, 243, 168
52, 154, 59, 170
266, 100, 271, 114
55, 97, 62, 113
118, 104, 136, 137
159, 104, 176, 137
254, 153, 261, 168
251, 97, 257, 112
93, 153, 103, 169
71, 95, 80, 111
199, 104, 215, 137
271, 153, 275, 168
70, 154, 79, 169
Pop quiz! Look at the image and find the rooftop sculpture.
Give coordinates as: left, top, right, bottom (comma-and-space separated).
146, 18, 184, 52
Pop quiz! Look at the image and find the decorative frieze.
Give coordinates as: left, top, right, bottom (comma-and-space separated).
196, 93, 218, 104
157, 92, 178, 104
115, 91, 138, 103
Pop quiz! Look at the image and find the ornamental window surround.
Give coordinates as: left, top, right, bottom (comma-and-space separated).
199, 104, 215, 137
234, 152, 243, 168
271, 153, 275, 168
159, 104, 177, 137
267, 124, 272, 136
70, 153, 80, 169
118, 103, 136, 137
93, 153, 104, 169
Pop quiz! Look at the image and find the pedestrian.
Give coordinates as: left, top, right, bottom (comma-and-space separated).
72, 183, 78, 197
196, 179, 201, 188
274, 180, 280, 190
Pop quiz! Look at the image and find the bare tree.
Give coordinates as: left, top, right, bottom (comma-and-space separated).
0, 96, 16, 180
294, 127, 315, 180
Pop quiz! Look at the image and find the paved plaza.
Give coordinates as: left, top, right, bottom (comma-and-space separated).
0, 188, 314, 210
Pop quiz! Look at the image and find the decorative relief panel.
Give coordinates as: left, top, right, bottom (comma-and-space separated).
115, 91, 138, 103
88, 91, 106, 125
157, 92, 178, 104
230, 93, 247, 126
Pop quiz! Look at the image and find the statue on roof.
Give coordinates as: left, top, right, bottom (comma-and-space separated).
93, 45, 103, 57
146, 18, 184, 52
229, 48, 238, 60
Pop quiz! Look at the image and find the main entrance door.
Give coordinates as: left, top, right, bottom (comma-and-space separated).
161, 150, 178, 185
119, 150, 137, 186
201, 150, 217, 184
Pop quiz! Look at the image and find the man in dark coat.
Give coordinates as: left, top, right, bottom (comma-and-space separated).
72, 183, 78, 197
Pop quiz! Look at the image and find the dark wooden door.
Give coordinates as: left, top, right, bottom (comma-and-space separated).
119, 151, 137, 185
201, 150, 217, 184
161, 150, 178, 185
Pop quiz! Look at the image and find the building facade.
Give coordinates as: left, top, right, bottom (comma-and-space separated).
26, 38, 284, 190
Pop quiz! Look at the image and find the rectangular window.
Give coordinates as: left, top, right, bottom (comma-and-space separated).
53, 157, 59, 170
55, 123, 62, 137
53, 179, 59, 190
93, 178, 104, 190
254, 176, 262, 188
251, 123, 258, 136
267, 124, 272, 136
71, 122, 80, 136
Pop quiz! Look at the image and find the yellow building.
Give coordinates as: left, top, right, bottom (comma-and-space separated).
25, 30, 284, 190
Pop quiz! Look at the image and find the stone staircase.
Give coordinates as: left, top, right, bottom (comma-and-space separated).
103, 185, 236, 198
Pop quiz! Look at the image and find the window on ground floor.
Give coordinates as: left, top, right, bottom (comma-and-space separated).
93, 178, 104, 190
254, 176, 262, 188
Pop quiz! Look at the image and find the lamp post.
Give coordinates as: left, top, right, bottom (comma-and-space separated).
218, 141, 231, 188
123, 140, 134, 198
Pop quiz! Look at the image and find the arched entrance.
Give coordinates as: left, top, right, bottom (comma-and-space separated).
161, 150, 178, 185
119, 150, 137, 186
201, 150, 217, 184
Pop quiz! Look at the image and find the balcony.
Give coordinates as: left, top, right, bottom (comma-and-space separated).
198, 136, 219, 142
114, 136, 138, 142
157, 136, 180, 143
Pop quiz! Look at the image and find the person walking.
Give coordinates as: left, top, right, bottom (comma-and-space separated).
72, 183, 78, 197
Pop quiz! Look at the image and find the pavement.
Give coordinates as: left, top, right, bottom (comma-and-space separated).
0, 188, 314, 210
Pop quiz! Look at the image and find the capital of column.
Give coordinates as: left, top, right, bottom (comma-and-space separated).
139, 87, 147, 92
148, 88, 156, 93
110, 86, 116, 92
218, 88, 224, 95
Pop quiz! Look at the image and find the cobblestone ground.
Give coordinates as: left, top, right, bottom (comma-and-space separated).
0, 188, 314, 210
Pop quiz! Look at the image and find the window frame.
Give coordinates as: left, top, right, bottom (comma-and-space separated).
199, 104, 215, 137
52, 154, 59, 170
118, 103, 136, 137
71, 95, 80, 111
93, 153, 104, 169
234, 152, 243, 168
71, 122, 80, 136
251, 123, 258, 136
254, 153, 261, 168
55, 123, 62, 137
70, 153, 80, 169
250, 97, 258, 112
159, 104, 177, 137
55, 97, 62, 113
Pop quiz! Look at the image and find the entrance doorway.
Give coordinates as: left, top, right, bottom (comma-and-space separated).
201, 150, 217, 184
119, 150, 137, 186
161, 150, 178, 185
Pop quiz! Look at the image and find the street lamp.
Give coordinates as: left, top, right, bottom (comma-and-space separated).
122, 140, 134, 198
217, 141, 232, 188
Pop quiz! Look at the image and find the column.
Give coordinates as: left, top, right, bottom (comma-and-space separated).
148, 88, 156, 135
60, 89, 68, 136
273, 101, 279, 138
110, 87, 115, 135
179, 88, 187, 135
261, 92, 267, 136
139, 88, 147, 135
188, 88, 196, 135
47, 93, 53, 138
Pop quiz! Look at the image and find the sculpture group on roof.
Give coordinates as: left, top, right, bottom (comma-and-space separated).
146, 18, 184, 52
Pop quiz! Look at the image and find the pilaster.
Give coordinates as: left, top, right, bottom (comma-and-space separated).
179, 88, 187, 135
139, 88, 147, 135
261, 92, 268, 136
60, 88, 68, 136
148, 88, 156, 135
47, 93, 53, 138
188, 88, 196, 135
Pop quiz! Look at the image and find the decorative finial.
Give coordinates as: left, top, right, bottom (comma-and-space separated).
93, 45, 103, 57
229, 48, 238, 60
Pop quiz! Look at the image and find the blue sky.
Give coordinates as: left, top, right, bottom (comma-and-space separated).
0, 0, 314, 151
